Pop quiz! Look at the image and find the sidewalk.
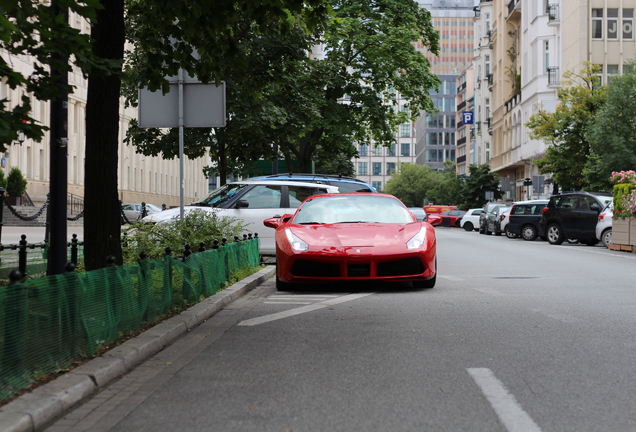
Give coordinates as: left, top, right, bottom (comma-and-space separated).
0, 265, 276, 432
0, 226, 84, 245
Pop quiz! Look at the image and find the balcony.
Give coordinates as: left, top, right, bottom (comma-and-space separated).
487, 73, 493, 90
457, 82, 466, 93
487, 117, 493, 135
547, 4, 560, 26
505, 91, 522, 113
507, 0, 521, 21
457, 155, 467, 164
457, 136, 467, 146
547, 66, 560, 87
457, 100, 466, 111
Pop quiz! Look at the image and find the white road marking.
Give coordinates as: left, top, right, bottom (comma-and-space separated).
467, 368, 542, 432
238, 293, 374, 326
263, 301, 313, 305
440, 275, 466, 281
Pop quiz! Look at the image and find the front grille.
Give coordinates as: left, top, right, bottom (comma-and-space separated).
376, 258, 424, 277
291, 260, 340, 277
347, 264, 370, 277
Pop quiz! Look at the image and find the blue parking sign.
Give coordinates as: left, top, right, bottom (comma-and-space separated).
462, 111, 474, 124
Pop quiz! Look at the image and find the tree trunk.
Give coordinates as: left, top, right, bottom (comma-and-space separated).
84, 0, 125, 270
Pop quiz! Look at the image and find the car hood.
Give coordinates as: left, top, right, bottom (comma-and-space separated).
288, 223, 424, 248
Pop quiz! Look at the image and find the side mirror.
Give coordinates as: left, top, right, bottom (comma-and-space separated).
263, 217, 280, 229
590, 204, 600, 212
235, 200, 249, 209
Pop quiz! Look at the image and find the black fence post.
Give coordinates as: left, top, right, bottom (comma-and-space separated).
137, 251, 150, 322
182, 244, 195, 304
70, 233, 79, 266
163, 247, 173, 313
18, 234, 28, 277
0, 187, 5, 243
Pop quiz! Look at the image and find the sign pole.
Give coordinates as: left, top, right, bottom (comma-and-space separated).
178, 68, 185, 219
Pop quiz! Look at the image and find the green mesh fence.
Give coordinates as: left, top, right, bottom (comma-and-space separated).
0, 243, 85, 280
0, 238, 260, 402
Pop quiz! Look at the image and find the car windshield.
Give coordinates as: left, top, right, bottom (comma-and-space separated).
146, 203, 162, 212
293, 195, 414, 224
195, 183, 250, 207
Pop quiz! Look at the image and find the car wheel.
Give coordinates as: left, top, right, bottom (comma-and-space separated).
413, 273, 436, 289
521, 224, 538, 241
583, 239, 599, 246
485, 224, 491, 235
479, 222, 485, 234
601, 228, 612, 248
494, 228, 502, 236
275, 265, 296, 291
546, 223, 564, 245
463, 222, 474, 231
505, 228, 518, 239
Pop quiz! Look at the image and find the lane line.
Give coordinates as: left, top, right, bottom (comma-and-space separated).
238, 293, 374, 326
467, 368, 543, 432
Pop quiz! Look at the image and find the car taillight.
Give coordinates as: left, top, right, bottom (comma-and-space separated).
599, 212, 606, 221
500, 214, 505, 220
541, 207, 549, 214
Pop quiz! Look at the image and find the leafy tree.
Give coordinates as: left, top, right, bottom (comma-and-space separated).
585, 65, 636, 191
6, 167, 27, 197
0, 169, 7, 191
383, 163, 441, 207
526, 63, 607, 191
460, 164, 503, 210
427, 161, 462, 205
278, 0, 440, 172
0, 0, 113, 147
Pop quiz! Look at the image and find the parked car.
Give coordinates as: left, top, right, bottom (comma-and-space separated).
427, 213, 442, 226
408, 207, 428, 222
596, 202, 613, 248
122, 203, 162, 223
247, 173, 375, 193
504, 199, 549, 241
142, 180, 339, 255
484, 205, 510, 236
423, 204, 458, 215
539, 191, 613, 245
460, 208, 484, 232
439, 210, 467, 227
263, 193, 437, 290
499, 208, 512, 237
479, 202, 505, 234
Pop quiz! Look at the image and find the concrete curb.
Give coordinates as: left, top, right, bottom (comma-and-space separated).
0, 265, 276, 432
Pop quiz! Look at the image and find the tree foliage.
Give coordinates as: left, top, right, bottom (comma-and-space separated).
384, 163, 442, 207
427, 160, 462, 205
526, 63, 607, 191
459, 164, 503, 210
585, 65, 636, 191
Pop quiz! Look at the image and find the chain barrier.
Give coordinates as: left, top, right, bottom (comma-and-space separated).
67, 210, 84, 221
3, 196, 50, 221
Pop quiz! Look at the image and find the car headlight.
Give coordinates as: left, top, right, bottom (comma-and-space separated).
285, 228, 308, 252
406, 226, 427, 250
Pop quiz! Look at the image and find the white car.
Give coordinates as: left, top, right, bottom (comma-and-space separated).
499, 207, 515, 238
142, 180, 339, 255
460, 208, 483, 232
596, 203, 613, 248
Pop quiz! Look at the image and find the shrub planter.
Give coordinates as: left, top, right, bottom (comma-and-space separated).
612, 218, 631, 246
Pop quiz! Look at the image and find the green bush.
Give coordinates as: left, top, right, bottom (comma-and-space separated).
121, 209, 249, 262
6, 166, 27, 197
0, 169, 7, 191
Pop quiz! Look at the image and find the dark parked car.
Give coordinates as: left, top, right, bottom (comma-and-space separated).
484, 205, 510, 236
505, 199, 549, 241
408, 207, 428, 222
479, 202, 505, 234
440, 210, 467, 227
539, 192, 613, 245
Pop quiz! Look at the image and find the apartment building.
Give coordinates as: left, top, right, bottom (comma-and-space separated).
472, 0, 636, 201
1, 13, 210, 207
455, 65, 474, 176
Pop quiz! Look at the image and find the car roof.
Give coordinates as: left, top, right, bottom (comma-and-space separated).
228, 179, 339, 191
511, 199, 549, 204
251, 173, 369, 183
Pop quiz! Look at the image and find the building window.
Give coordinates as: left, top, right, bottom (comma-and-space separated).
387, 143, 396, 156
444, 98, 455, 111
358, 162, 368, 175
372, 145, 382, 156
386, 162, 396, 175
401, 143, 410, 157
592, 9, 603, 39
400, 124, 411, 137
625, 63, 635, 74
594, 64, 603, 87
372, 162, 381, 175
359, 144, 368, 156
608, 9, 619, 39
624, 9, 634, 39
608, 64, 619, 83
544, 40, 549, 71
372, 181, 382, 192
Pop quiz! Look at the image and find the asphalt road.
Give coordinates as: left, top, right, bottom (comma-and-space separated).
43, 228, 636, 432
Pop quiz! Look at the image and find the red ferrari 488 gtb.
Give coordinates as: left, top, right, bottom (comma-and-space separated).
263, 193, 437, 291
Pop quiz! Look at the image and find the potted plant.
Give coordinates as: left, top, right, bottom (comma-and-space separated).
6, 166, 27, 206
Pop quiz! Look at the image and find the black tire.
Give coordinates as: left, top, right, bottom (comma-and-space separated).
601, 228, 612, 248
485, 223, 491, 235
463, 222, 474, 231
521, 224, 538, 241
505, 228, 518, 238
546, 223, 564, 245
583, 239, 599, 246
